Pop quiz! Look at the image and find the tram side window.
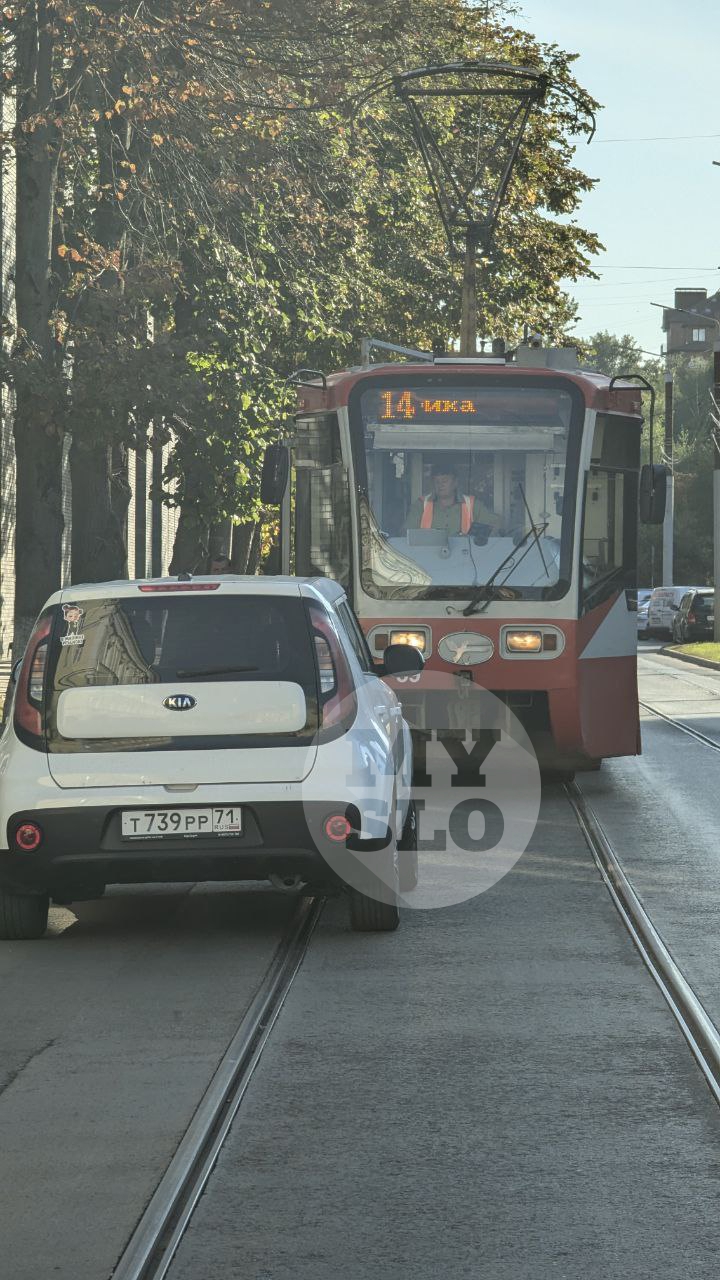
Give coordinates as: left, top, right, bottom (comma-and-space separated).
582, 415, 640, 609
293, 414, 351, 587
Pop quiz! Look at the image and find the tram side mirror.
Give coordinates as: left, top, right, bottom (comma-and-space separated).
260, 444, 289, 505
639, 464, 668, 525
381, 643, 424, 677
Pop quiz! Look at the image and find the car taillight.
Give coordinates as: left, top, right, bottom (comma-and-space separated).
15, 822, 43, 852
324, 814, 353, 842
308, 605, 357, 732
688, 613, 696, 624
14, 613, 53, 741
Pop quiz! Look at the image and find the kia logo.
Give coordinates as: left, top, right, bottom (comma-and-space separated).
163, 694, 197, 712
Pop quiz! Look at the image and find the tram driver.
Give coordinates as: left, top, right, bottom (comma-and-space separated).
407, 461, 501, 537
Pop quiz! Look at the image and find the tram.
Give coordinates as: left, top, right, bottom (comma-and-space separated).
262, 340, 665, 774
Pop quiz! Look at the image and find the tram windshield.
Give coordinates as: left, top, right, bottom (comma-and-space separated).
352, 379, 581, 601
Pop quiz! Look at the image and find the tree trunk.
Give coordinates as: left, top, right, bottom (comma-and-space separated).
246, 524, 262, 575
13, 3, 64, 653
69, 67, 132, 585
231, 523, 255, 573
69, 438, 128, 583
169, 505, 209, 575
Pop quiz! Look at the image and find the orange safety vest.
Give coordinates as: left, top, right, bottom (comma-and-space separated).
420, 494, 475, 535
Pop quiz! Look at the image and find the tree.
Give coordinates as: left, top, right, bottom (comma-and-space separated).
585, 331, 644, 378
3, 0, 606, 641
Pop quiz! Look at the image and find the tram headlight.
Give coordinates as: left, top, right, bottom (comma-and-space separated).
389, 629, 427, 653
505, 630, 543, 654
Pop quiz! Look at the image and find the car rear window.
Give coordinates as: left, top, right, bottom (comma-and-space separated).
44, 594, 319, 752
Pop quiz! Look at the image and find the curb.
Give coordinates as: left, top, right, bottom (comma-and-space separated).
660, 645, 720, 672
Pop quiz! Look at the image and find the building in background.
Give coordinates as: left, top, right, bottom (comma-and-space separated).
662, 289, 720, 356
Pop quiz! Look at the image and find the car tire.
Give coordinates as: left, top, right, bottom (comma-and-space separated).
397, 800, 419, 893
0, 887, 49, 940
348, 833, 401, 931
348, 888, 400, 932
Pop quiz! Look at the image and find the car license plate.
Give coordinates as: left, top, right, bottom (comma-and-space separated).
121, 807, 242, 840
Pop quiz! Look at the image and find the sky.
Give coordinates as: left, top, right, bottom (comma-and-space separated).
518, 0, 720, 355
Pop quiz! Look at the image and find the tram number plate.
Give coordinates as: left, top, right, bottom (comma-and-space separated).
121, 807, 242, 839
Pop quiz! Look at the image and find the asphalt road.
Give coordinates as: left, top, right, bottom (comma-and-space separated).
581, 645, 720, 1028
166, 788, 720, 1280
0, 886, 296, 1280
4, 648, 720, 1280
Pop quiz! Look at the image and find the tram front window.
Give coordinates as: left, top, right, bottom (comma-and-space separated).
353, 381, 581, 601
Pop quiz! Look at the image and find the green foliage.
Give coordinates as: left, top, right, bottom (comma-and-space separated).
4, 0, 606, 562
585, 332, 715, 587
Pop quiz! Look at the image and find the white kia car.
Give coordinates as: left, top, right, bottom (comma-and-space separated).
0, 577, 418, 939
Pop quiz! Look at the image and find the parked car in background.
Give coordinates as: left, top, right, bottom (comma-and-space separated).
671, 590, 715, 644
647, 586, 701, 639
637, 600, 651, 639
0, 576, 418, 940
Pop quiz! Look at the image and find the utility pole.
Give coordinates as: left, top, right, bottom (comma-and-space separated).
459, 231, 478, 357
663, 369, 674, 585
714, 340, 720, 642
707, 340, 712, 640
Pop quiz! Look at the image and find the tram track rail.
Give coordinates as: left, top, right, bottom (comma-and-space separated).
566, 782, 720, 1110
639, 699, 720, 754
111, 894, 323, 1280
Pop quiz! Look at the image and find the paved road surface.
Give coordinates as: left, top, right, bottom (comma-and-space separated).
0, 886, 295, 1280
4, 649, 720, 1279
581, 647, 720, 1028
167, 789, 720, 1280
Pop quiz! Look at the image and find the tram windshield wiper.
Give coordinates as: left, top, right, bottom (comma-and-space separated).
462, 523, 549, 617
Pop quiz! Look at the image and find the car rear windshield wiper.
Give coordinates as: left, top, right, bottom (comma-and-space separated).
175, 665, 260, 678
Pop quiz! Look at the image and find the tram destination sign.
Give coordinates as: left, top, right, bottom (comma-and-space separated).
380, 390, 478, 421
365, 385, 570, 428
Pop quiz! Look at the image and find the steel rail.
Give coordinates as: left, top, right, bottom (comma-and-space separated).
112, 895, 324, 1280
639, 700, 720, 753
566, 783, 720, 1108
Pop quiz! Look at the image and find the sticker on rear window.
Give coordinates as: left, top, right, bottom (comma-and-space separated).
60, 603, 86, 647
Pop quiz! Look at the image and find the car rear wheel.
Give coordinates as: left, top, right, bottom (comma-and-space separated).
397, 800, 419, 893
348, 889, 400, 933
348, 840, 401, 932
0, 887, 49, 940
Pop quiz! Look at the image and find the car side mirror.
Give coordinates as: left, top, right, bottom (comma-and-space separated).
640, 464, 668, 525
381, 643, 424, 676
260, 444, 289, 505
